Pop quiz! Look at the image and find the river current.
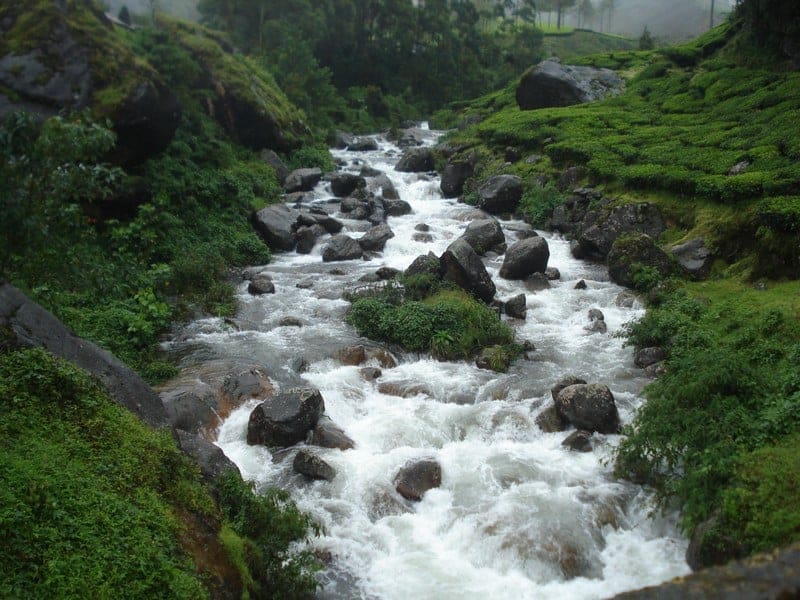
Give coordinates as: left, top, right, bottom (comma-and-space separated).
170, 127, 690, 599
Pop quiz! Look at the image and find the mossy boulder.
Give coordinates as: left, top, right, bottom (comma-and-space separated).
0, 0, 180, 166
607, 234, 674, 289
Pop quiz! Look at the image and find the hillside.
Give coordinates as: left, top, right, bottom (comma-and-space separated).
541, 28, 636, 61
438, 12, 800, 568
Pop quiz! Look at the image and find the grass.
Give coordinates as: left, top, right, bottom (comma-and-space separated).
541, 29, 635, 61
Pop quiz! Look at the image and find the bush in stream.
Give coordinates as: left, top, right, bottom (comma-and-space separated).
347, 290, 515, 364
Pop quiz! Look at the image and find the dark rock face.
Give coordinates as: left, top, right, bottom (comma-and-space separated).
295, 225, 322, 254
251, 204, 300, 251
607, 234, 674, 289
309, 415, 355, 450
500, 237, 550, 279
440, 160, 474, 198
556, 384, 620, 434
330, 173, 366, 198
477, 175, 523, 214
671, 237, 713, 279
394, 459, 442, 501
545, 267, 561, 280
579, 203, 666, 260
161, 382, 218, 434
0, 283, 168, 428
322, 234, 363, 262
176, 430, 241, 482
562, 430, 593, 452
293, 448, 336, 481
440, 239, 496, 303
404, 252, 442, 278
536, 406, 567, 433
574, 280, 588, 290
284, 168, 323, 193
515, 59, 623, 111
246, 388, 325, 447
634, 347, 666, 368
505, 293, 527, 319
461, 219, 506, 255
358, 223, 395, 251
395, 147, 435, 172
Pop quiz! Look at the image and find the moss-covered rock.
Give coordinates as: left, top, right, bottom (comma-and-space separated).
0, 0, 180, 166
607, 233, 674, 289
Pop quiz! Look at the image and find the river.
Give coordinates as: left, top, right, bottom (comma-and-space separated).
169, 126, 690, 599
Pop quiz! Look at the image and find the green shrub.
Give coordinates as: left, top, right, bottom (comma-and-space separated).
518, 184, 564, 227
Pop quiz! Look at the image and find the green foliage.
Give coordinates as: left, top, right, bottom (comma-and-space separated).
347, 289, 514, 361
639, 26, 655, 50
213, 473, 320, 599
629, 263, 664, 293
287, 144, 334, 172
0, 348, 211, 598
518, 183, 565, 227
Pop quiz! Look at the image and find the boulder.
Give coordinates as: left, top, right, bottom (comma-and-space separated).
404, 252, 441, 278
297, 211, 343, 234
284, 168, 323, 193
359, 367, 382, 381
332, 131, 354, 149
545, 267, 561, 280
0, 283, 168, 428
555, 384, 620, 434
358, 223, 395, 251
348, 137, 379, 151
278, 316, 303, 327
374, 174, 400, 200
607, 234, 674, 289
685, 515, 746, 571
395, 147, 435, 172
330, 173, 366, 197
477, 175, 523, 214
337, 345, 397, 368
499, 237, 550, 279
260, 150, 289, 184
574, 280, 588, 290
246, 388, 325, 447
536, 406, 567, 433
644, 362, 667, 378
251, 204, 299, 251
295, 225, 324, 254
440, 239, 496, 303
376, 267, 400, 280
413, 233, 433, 243
505, 293, 527, 319
440, 160, 474, 198
586, 308, 607, 334
515, 59, 623, 110
383, 198, 412, 217
461, 219, 506, 255
551, 375, 588, 401
322, 234, 363, 262
176, 430, 241, 482
634, 347, 666, 368
248, 274, 275, 295
671, 237, 713, 279
394, 459, 442, 501
578, 203, 666, 260
161, 382, 218, 434
293, 449, 336, 481
525, 273, 551, 291
562, 430, 593, 452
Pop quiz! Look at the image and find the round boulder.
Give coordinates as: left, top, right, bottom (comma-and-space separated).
607, 233, 673, 289
551, 375, 588, 401
248, 274, 275, 295
634, 346, 666, 368
394, 459, 442, 501
500, 237, 550, 280
555, 384, 620, 434
477, 175, 523, 214
505, 293, 527, 319
246, 388, 325, 447
461, 218, 505, 255
395, 147, 435, 172
330, 173, 366, 198
309, 416, 355, 450
358, 223, 395, 251
322, 234, 363, 262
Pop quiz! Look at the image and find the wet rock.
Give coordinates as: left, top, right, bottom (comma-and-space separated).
378, 381, 431, 398
586, 308, 607, 334
295, 224, 325, 254
394, 459, 442, 501
562, 430, 593, 452
556, 384, 620, 434
298, 211, 344, 235
500, 237, 550, 279
440, 238, 496, 303
415, 223, 430, 232
475, 345, 513, 372
260, 149, 289, 184
338, 345, 397, 368
322, 234, 363, 262
359, 367, 382, 381
176, 430, 241, 482
358, 273, 381, 283
477, 175, 523, 214
634, 347, 666, 368
671, 237, 713, 279
252, 204, 299, 251
461, 218, 506, 255
330, 173, 366, 197
404, 252, 441, 278
551, 375, 588, 401
558, 166, 587, 192
293, 448, 336, 481
644, 362, 667, 378
246, 388, 325, 447
374, 174, 400, 200
515, 59, 623, 110
329, 268, 346, 276
607, 234, 673, 289
278, 316, 303, 327
383, 198, 413, 216
570, 240, 587, 259
413, 233, 434, 243
545, 267, 561, 280
578, 203, 666, 260
536, 406, 567, 433
358, 223, 395, 251
347, 137, 378, 151
574, 279, 588, 290
162, 382, 218, 435
525, 273, 551, 291
296, 280, 314, 289
284, 167, 323, 193
440, 160, 474, 198
309, 416, 355, 450
369, 488, 411, 520
505, 293, 527, 319
395, 147, 435, 172
332, 131, 354, 149
360, 165, 382, 177
615, 290, 638, 308
248, 274, 275, 295
376, 267, 400, 280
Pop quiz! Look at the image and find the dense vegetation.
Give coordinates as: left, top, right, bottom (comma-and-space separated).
439, 0, 800, 562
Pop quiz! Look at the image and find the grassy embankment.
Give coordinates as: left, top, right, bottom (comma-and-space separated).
437, 19, 800, 560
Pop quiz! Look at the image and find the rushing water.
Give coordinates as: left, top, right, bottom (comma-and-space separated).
170, 127, 690, 599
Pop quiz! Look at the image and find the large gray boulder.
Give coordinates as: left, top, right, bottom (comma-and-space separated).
555, 384, 620, 434
440, 160, 474, 198
358, 223, 395, 251
322, 234, 364, 262
330, 173, 366, 197
578, 202, 665, 260
246, 388, 325, 447
348, 137, 379, 151
477, 175, 523, 214
516, 59, 623, 110
671, 237, 713, 279
499, 237, 550, 279
505, 293, 527, 319
440, 239, 496, 303
461, 219, 506, 255
551, 375, 587, 401
0, 283, 169, 428
395, 147, 435, 172
607, 234, 674, 289
284, 168, 323, 193
394, 459, 442, 501
251, 204, 300, 251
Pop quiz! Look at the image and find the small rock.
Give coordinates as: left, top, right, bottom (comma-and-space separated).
375, 266, 400, 280
359, 367, 382, 381
536, 406, 567, 433
309, 415, 355, 450
562, 430, 593, 452
278, 316, 303, 327
248, 275, 275, 295
293, 448, 336, 481
615, 291, 638, 308
415, 223, 430, 232
644, 362, 667, 378
378, 381, 431, 398
574, 279, 587, 290
505, 293, 527, 319
413, 233, 434, 243
394, 459, 442, 501
328, 268, 346, 276
634, 346, 666, 368
545, 267, 561, 280
525, 273, 551, 291
296, 281, 314, 289
728, 160, 750, 176
555, 384, 620, 434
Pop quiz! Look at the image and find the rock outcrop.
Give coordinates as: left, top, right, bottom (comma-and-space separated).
516, 59, 623, 110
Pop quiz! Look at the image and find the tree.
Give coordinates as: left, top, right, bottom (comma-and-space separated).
118, 5, 131, 25
709, 0, 715, 29
575, 0, 594, 28
553, 0, 576, 29
639, 25, 654, 49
